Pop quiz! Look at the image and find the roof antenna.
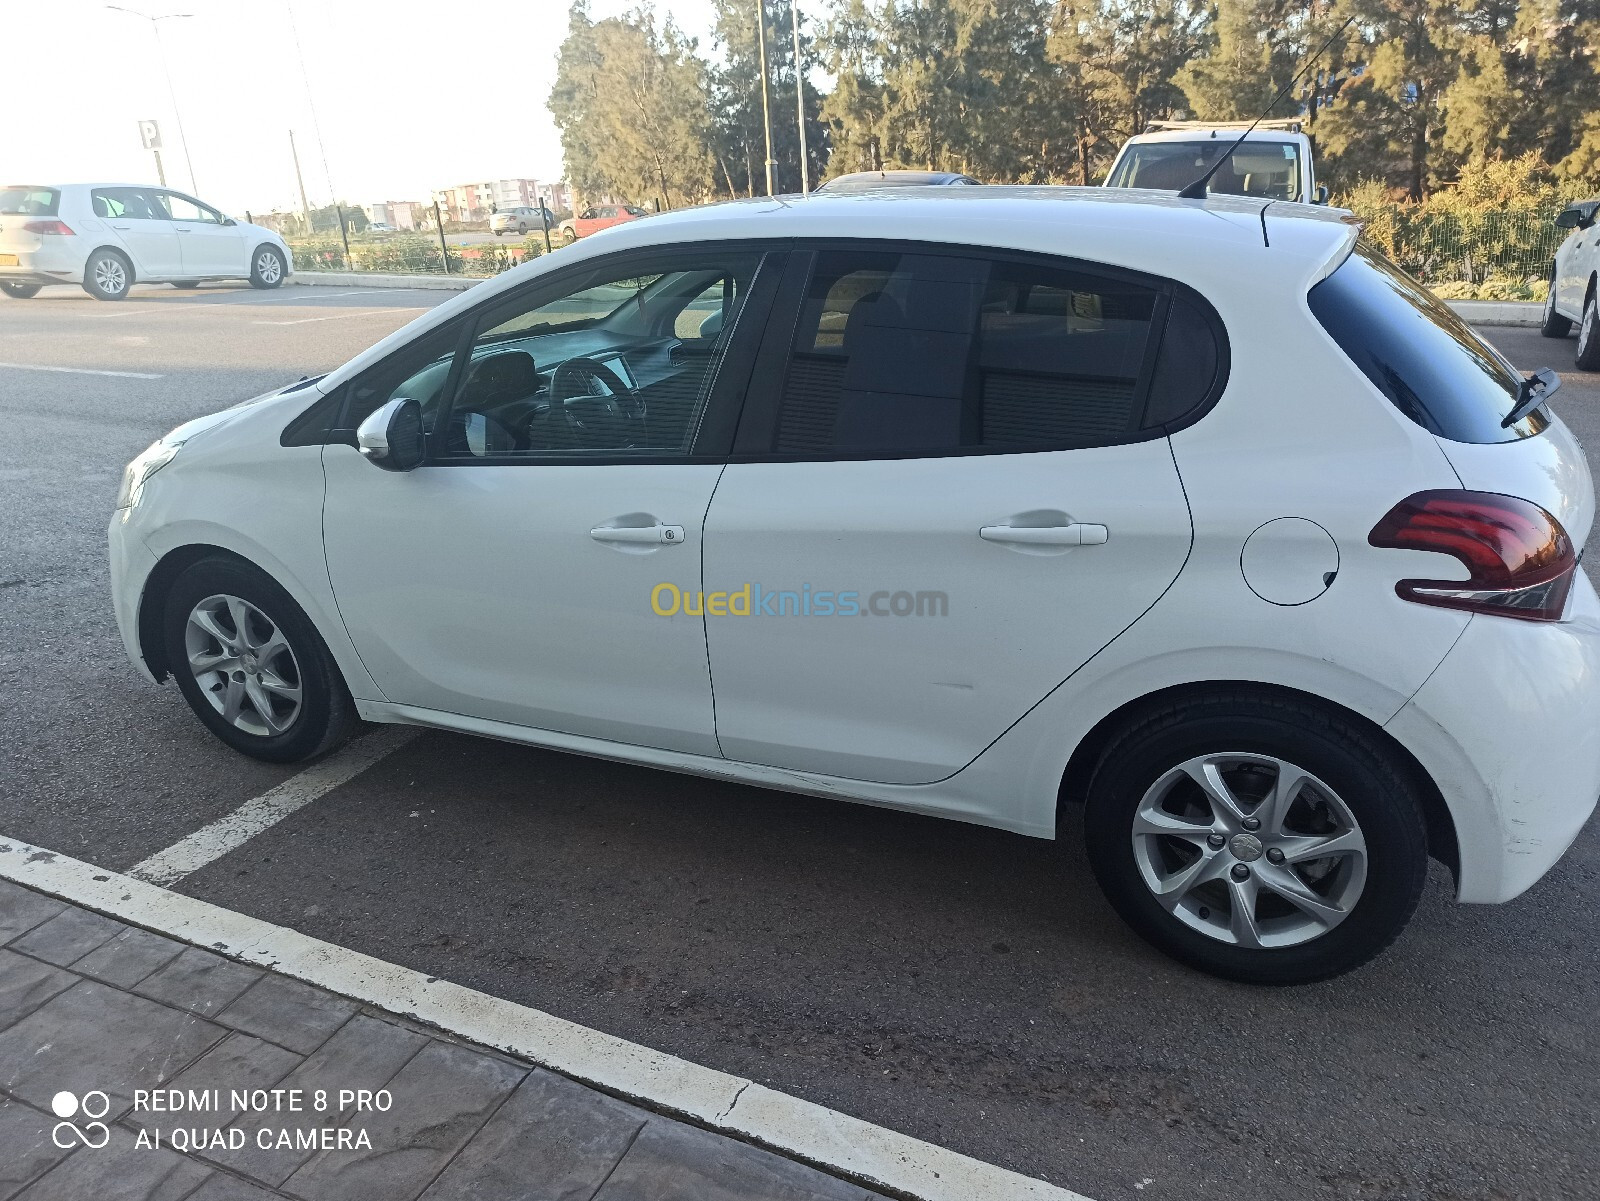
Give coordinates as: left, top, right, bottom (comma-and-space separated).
1177, 16, 1354, 201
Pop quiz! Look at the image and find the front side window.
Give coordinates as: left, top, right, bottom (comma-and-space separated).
341, 324, 465, 436
432, 252, 761, 460
157, 193, 222, 224
1107, 140, 1303, 201
1308, 241, 1541, 444
770, 250, 1165, 456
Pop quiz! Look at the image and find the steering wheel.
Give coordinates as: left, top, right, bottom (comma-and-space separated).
544, 356, 646, 449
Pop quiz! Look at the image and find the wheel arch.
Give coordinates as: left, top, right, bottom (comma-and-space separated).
88, 244, 136, 284
1055, 679, 1460, 882
136, 543, 250, 682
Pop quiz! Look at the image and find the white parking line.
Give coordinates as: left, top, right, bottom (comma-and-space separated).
254, 307, 426, 326
0, 837, 1088, 1201
127, 727, 418, 885
0, 361, 164, 379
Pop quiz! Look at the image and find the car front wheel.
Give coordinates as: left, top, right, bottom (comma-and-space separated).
1540, 268, 1572, 338
249, 245, 286, 289
162, 557, 355, 762
1083, 691, 1428, 984
1576, 292, 1600, 371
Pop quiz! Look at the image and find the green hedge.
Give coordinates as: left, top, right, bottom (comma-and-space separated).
286, 235, 550, 278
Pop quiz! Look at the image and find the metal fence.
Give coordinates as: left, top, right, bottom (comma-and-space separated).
1355, 206, 1564, 286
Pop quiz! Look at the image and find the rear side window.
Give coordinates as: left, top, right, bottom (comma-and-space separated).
0, 186, 59, 216
771, 250, 1171, 456
1308, 242, 1543, 444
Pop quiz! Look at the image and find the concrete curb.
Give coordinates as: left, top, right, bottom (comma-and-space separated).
290, 271, 479, 291
284, 272, 1543, 326
1446, 299, 1542, 327
0, 836, 1092, 1201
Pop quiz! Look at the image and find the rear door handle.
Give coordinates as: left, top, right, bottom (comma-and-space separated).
590, 523, 685, 545
980, 523, 1108, 546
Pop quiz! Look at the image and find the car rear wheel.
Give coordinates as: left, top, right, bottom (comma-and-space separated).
1082, 691, 1429, 984
249, 245, 286, 289
562, 227, 578, 245
1540, 268, 1572, 338
0, 282, 41, 298
82, 249, 132, 300
162, 557, 355, 762
1576, 291, 1600, 371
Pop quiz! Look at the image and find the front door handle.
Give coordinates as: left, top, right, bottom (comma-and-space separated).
980, 523, 1108, 546
590, 523, 685, 545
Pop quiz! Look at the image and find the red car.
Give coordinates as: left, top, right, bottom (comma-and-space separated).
559, 204, 648, 243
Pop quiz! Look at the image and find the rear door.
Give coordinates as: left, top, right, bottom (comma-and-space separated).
700, 245, 1202, 785
92, 187, 181, 278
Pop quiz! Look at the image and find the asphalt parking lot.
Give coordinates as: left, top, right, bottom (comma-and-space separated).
3, 282, 1598, 1200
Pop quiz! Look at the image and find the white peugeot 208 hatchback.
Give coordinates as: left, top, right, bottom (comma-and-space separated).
0, 183, 292, 300
109, 188, 1600, 983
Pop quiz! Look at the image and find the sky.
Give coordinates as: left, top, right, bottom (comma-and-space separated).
4, 0, 759, 217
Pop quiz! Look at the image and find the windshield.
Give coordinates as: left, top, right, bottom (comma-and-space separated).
1308, 241, 1541, 444
1106, 141, 1302, 201
0, 186, 59, 216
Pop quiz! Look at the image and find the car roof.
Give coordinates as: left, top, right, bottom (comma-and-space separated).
319, 186, 1358, 393
1122, 129, 1306, 146
821, 171, 976, 189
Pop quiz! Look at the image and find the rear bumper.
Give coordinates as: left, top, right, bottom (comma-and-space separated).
1387, 568, 1600, 903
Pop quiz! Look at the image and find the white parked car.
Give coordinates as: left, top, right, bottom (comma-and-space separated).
490, 206, 551, 237
1103, 121, 1327, 205
0, 183, 293, 300
1542, 197, 1600, 370
109, 188, 1600, 983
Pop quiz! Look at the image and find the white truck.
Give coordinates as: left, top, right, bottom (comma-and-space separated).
1542, 198, 1600, 370
1102, 119, 1328, 206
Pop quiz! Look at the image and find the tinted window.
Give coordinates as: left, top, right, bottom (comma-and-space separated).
1308, 241, 1542, 444
1107, 140, 1302, 201
341, 324, 465, 434
0, 186, 58, 216
771, 250, 1162, 456
1144, 292, 1226, 428
92, 188, 164, 220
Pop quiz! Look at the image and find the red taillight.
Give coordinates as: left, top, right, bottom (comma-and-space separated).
1369, 490, 1575, 622
22, 219, 73, 235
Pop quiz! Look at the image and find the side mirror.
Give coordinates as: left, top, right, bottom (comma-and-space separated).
1556, 208, 1582, 230
1313, 184, 1330, 205
356, 398, 425, 471
220, 216, 237, 227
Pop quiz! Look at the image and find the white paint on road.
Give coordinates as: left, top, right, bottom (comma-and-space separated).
127, 727, 418, 885
0, 836, 1094, 1201
0, 361, 164, 379
254, 307, 426, 326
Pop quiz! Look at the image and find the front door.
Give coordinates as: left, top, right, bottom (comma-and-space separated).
702, 246, 1201, 785
158, 191, 247, 276
322, 245, 772, 755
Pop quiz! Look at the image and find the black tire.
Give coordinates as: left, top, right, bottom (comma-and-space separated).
1576, 290, 1600, 372
517, 222, 527, 235
562, 227, 578, 245
82, 248, 133, 300
172, 280, 202, 289
0, 282, 41, 298
1082, 690, 1429, 985
162, 557, 355, 763
493, 230, 503, 237
248, 244, 286, 289
1540, 268, 1572, 338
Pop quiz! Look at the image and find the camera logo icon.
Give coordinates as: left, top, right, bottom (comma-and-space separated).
51, 1090, 111, 1149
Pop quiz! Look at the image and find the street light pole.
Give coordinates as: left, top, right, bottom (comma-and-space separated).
755, 1, 775, 196
791, 1, 810, 193
106, 6, 198, 193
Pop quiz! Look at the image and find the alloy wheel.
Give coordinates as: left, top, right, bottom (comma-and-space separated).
94, 257, 127, 294
1130, 752, 1368, 950
184, 593, 303, 737
256, 251, 283, 284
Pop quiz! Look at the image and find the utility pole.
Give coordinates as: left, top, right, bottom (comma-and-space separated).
289, 130, 312, 231
107, 7, 198, 193
756, 1, 775, 196
791, 1, 809, 193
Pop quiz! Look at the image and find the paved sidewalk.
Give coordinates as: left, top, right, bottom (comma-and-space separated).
0, 880, 886, 1201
